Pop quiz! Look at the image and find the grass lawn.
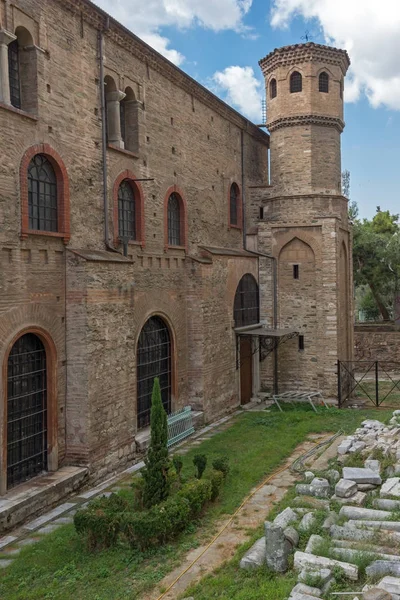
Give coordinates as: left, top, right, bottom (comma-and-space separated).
0, 405, 393, 600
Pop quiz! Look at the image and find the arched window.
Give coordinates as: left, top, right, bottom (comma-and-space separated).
137, 317, 172, 429
118, 180, 136, 241
7, 334, 48, 488
319, 72, 329, 93
229, 183, 241, 227
8, 39, 21, 109
234, 274, 260, 328
168, 193, 181, 246
28, 155, 58, 232
270, 78, 277, 99
290, 71, 302, 93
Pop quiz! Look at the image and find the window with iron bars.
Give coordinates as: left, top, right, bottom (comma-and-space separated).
319, 72, 329, 93
118, 180, 136, 240
290, 71, 302, 93
234, 274, 260, 328
28, 155, 58, 232
168, 193, 181, 246
8, 39, 21, 109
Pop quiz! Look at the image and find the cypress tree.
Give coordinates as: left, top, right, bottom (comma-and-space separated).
142, 378, 170, 508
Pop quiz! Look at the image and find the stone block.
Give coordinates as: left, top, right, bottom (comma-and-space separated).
298, 567, 332, 586
374, 499, 400, 511
284, 526, 299, 548
358, 483, 379, 491
293, 551, 358, 580
381, 479, 400, 499
339, 507, 392, 521
348, 520, 400, 531
350, 441, 366, 453
326, 469, 340, 484
331, 492, 366, 506
338, 440, 353, 455
310, 478, 330, 499
239, 537, 266, 570
304, 471, 315, 482
291, 583, 321, 597
293, 496, 329, 510
377, 577, 400, 596
265, 523, 292, 573
365, 460, 381, 473
367, 562, 400, 578
299, 512, 316, 532
363, 589, 392, 600
274, 507, 298, 528
305, 534, 324, 554
335, 479, 357, 498
342, 467, 382, 485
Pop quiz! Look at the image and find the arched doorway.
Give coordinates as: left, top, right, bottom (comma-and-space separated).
7, 334, 48, 489
137, 317, 172, 429
234, 274, 260, 405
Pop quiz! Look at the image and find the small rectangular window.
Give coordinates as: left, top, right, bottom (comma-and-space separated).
293, 264, 299, 279
259, 206, 264, 220
299, 335, 305, 351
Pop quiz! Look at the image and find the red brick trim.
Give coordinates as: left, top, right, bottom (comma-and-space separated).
164, 185, 188, 252
2, 327, 58, 493
228, 182, 243, 230
20, 144, 71, 244
112, 170, 145, 247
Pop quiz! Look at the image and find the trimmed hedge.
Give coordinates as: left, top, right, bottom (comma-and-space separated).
74, 470, 225, 552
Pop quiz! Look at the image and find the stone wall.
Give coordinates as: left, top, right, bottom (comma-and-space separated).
354, 324, 400, 362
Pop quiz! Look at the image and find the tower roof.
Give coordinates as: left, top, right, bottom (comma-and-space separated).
259, 42, 350, 76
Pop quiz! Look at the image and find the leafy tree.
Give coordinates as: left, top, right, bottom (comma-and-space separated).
353, 207, 400, 320
142, 378, 170, 508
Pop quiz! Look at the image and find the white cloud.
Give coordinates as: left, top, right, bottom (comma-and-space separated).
93, 0, 253, 65
212, 66, 262, 122
271, 0, 400, 111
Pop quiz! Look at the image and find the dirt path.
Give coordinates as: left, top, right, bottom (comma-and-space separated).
149, 433, 336, 600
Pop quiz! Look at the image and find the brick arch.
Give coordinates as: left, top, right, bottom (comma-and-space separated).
113, 170, 145, 247
316, 66, 335, 79
0, 323, 59, 494
135, 311, 178, 427
20, 144, 70, 243
284, 65, 306, 81
164, 185, 188, 251
279, 236, 316, 261
275, 231, 321, 264
228, 181, 243, 230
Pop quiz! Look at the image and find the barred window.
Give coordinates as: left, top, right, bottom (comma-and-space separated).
8, 39, 21, 109
168, 193, 181, 246
118, 180, 136, 240
234, 274, 260, 328
290, 71, 302, 93
28, 155, 58, 232
319, 72, 329, 93
270, 78, 277, 99
230, 183, 240, 227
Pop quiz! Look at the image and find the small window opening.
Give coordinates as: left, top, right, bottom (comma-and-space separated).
299, 335, 305, 351
290, 71, 302, 93
319, 72, 329, 93
293, 264, 299, 279
270, 78, 277, 99
259, 206, 264, 220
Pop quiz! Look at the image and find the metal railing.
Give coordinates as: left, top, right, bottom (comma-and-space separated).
167, 406, 195, 448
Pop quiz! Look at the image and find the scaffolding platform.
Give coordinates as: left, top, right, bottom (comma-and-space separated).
272, 391, 329, 413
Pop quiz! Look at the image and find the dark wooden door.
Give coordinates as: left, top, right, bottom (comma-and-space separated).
240, 337, 253, 405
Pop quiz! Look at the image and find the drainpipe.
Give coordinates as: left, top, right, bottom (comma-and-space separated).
99, 20, 116, 252
241, 125, 279, 394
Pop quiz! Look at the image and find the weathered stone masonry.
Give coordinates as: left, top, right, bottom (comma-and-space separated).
0, 0, 353, 494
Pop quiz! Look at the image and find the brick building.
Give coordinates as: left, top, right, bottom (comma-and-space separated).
0, 0, 352, 496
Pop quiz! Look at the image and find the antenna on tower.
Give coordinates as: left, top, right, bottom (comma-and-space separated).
301, 30, 314, 42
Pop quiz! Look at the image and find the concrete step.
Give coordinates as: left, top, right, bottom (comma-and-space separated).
0, 466, 88, 534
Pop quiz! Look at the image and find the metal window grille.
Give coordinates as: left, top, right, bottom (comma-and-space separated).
7, 334, 47, 489
137, 317, 172, 429
168, 193, 181, 246
28, 155, 58, 232
290, 71, 302, 93
319, 72, 329, 93
230, 184, 240, 226
270, 78, 277, 99
118, 180, 136, 240
234, 274, 260, 327
8, 40, 21, 109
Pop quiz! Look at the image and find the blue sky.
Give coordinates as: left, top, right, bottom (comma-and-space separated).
96, 0, 400, 220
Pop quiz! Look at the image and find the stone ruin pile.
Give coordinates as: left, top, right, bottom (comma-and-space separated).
240, 412, 400, 600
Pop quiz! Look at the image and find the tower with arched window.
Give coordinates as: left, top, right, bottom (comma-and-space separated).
255, 43, 353, 396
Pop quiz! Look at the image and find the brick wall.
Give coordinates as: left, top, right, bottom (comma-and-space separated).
354, 324, 400, 362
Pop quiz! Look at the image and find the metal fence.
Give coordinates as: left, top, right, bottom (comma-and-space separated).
167, 406, 195, 448
338, 360, 400, 408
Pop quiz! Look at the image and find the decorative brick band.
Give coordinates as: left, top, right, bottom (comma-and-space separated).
267, 114, 345, 133
259, 42, 350, 76
163, 185, 188, 253
20, 144, 71, 244
112, 170, 145, 248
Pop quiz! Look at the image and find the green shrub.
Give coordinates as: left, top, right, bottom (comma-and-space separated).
193, 454, 207, 479
212, 456, 230, 478
142, 378, 170, 508
122, 496, 190, 550
208, 469, 224, 501
172, 455, 183, 478
178, 478, 212, 516
74, 494, 129, 550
